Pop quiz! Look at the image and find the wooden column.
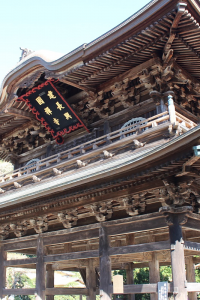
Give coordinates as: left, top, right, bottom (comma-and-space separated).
149, 253, 160, 300
36, 235, 45, 300
86, 259, 96, 300
99, 225, 112, 300
0, 244, 6, 300
126, 234, 135, 300
168, 213, 187, 300
186, 257, 196, 300
46, 265, 54, 300
126, 263, 135, 300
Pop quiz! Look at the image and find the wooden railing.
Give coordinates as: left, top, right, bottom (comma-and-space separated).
0, 111, 196, 184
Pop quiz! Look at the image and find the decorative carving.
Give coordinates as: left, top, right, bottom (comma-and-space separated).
19, 47, 34, 61
53, 168, 62, 175
160, 206, 193, 226
10, 221, 28, 237
29, 216, 48, 233
122, 194, 146, 216
133, 139, 146, 149
90, 201, 113, 222
57, 209, 78, 228
103, 150, 113, 158
162, 180, 192, 206
76, 160, 86, 168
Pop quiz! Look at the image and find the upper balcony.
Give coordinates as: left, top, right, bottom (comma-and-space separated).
0, 106, 197, 194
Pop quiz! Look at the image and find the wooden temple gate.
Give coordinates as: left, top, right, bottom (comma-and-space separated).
0, 0, 200, 299
0, 207, 200, 299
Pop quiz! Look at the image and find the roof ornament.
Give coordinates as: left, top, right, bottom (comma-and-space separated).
19, 47, 34, 61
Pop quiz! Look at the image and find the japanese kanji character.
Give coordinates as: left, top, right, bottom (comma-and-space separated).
53, 118, 60, 125
56, 101, 64, 111
44, 107, 52, 115
35, 96, 45, 105
47, 90, 56, 99
64, 112, 72, 120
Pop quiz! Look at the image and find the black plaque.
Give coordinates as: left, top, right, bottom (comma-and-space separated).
17, 79, 89, 144
158, 282, 168, 300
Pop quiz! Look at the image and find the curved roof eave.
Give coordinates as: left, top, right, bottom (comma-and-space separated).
1, 0, 199, 109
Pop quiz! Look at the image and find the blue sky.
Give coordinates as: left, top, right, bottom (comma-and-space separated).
0, 0, 150, 85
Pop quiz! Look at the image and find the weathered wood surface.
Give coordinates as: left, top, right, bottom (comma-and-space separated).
0, 244, 6, 299
44, 250, 99, 262
169, 214, 187, 300
184, 241, 200, 251
46, 265, 54, 300
4, 257, 36, 266
110, 283, 173, 294
109, 241, 170, 256
3, 288, 36, 295
86, 259, 96, 300
107, 217, 166, 236
186, 257, 196, 300
99, 225, 112, 300
45, 288, 89, 295
36, 235, 45, 300
149, 253, 159, 300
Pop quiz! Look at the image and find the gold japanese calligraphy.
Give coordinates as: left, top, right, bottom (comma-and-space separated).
64, 112, 72, 120
53, 118, 60, 125
36, 96, 45, 105
56, 102, 65, 111
47, 90, 56, 99
44, 107, 52, 115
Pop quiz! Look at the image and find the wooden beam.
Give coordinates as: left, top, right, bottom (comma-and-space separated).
184, 241, 200, 252
5, 108, 35, 120
109, 241, 170, 256
36, 235, 45, 300
183, 218, 200, 231
59, 78, 94, 92
4, 257, 36, 267
107, 217, 166, 236
3, 288, 36, 295
43, 228, 99, 246
45, 288, 88, 295
97, 57, 161, 93
44, 250, 99, 263
110, 283, 173, 294
99, 225, 112, 300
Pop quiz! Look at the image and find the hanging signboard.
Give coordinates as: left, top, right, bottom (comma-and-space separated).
158, 282, 168, 300
17, 79, 89, 144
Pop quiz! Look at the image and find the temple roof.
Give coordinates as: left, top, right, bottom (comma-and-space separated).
0, 0, 200, 161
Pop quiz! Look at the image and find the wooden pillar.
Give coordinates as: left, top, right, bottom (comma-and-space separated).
149, 253, 160, 300
126, 234, 135, 300
0, 244, 6, 300
169, 213, 187, 300
99, 225, 112, 300
186, 257, 196, 300
46, 265, 54, 300
86, 259, 96, 300
36, 235, 45, 300
126, 263, 135, 300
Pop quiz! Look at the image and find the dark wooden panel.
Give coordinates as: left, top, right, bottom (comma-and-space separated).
44, 250, 99, 263
109, 241, 170, 256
